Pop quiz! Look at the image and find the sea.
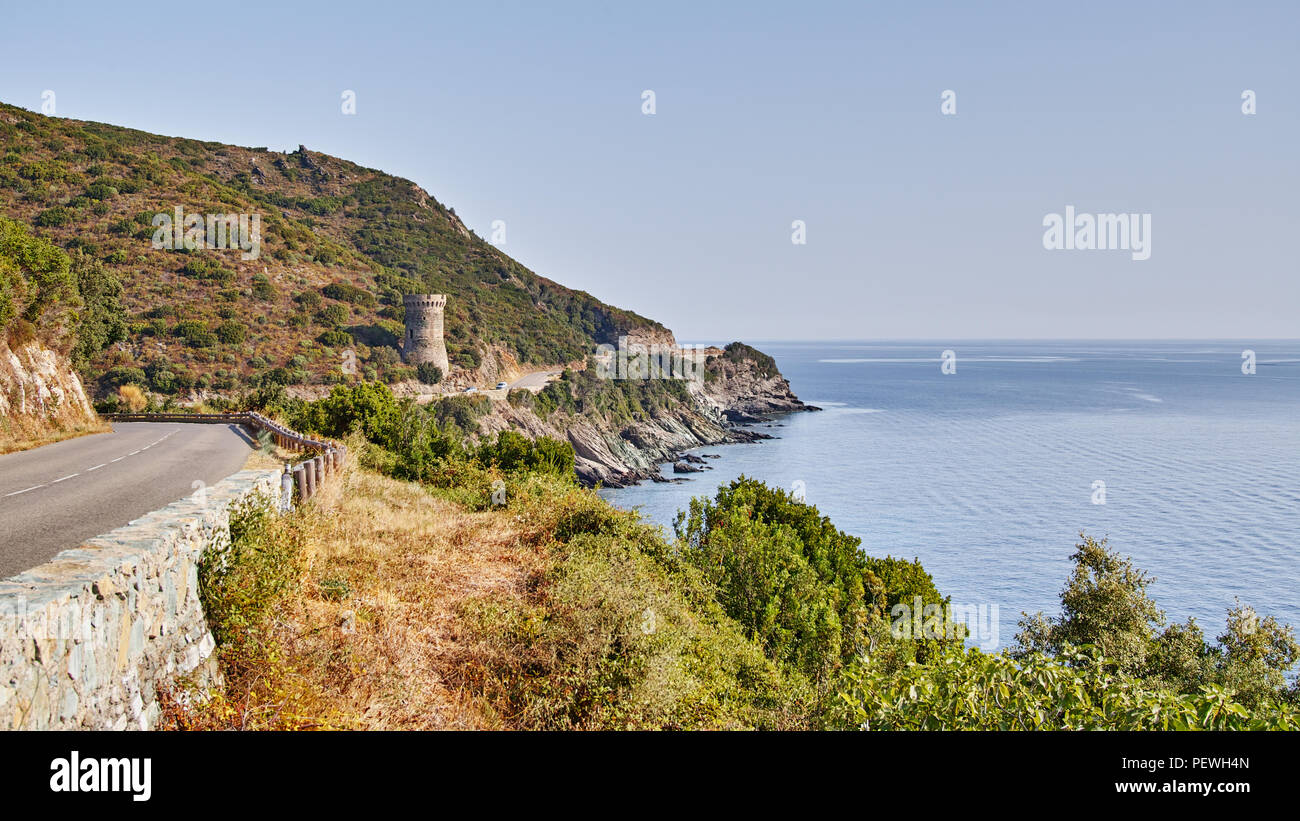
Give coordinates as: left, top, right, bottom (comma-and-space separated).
600, 341, 1300, 652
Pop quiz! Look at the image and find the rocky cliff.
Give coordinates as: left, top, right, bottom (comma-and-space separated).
477, 346, 816, 487
0, 339, 99, 452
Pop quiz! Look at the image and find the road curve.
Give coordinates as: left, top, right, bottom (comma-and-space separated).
0, 422, 258, 579
508, 369, 561, 393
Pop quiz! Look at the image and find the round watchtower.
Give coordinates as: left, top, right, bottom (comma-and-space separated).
402, 294, 450, 374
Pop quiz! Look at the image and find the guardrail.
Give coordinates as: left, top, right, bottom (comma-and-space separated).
101, 411, 346, 505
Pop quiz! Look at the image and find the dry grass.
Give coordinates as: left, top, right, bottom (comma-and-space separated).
0, 420, 112, 455
269, 460, 546, 729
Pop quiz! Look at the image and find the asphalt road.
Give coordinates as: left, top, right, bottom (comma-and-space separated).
0, 422, 258, 579
508, 369, 561, 393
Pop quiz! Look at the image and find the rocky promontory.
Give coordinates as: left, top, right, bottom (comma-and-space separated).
476, 342, 817, 487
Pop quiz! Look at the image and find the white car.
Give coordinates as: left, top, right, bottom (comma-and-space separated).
496, 382, 508, 389
463, 387, 477, 393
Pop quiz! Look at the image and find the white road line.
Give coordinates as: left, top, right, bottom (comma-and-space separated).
129, 450, 141, 456
4, 485, 44, 497
51, 474, 78, 483
87, 464, 106, 471
110, 457, 125, 463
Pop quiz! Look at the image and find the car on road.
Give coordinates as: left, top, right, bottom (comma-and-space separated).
496, 382, 508, 389
463, 387, 477, 393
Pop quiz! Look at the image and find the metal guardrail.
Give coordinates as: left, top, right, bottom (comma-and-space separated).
101, 411, 346, 505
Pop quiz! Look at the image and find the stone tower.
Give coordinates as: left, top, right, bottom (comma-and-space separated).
402, 294, 450, 374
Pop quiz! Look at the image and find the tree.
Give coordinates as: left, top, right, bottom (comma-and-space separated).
0, 216, 75, 332
1013, 534, 1163, 674
672, 477, 951, 683
1212, 602, 1300, 707
69, 251, 127, 369
1015, 535, 1299, 706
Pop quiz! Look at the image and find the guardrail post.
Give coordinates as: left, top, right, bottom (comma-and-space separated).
314, 455, 324, 486
300, 462, 314, 499
280, 464, 294, 511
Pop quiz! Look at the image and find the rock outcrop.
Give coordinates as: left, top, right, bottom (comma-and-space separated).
696, 348, 811, 423
476, 346, 816, 487
0, 339, 98, 450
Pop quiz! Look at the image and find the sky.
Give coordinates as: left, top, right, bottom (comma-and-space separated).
1, 0, 1297, 341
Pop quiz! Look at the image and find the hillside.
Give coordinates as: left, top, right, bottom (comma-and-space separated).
0, 101, 666, 400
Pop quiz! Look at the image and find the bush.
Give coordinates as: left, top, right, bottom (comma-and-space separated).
457, 476, 809, 729
192, 493, 321, 729
251, 273, 275, 300
318, 329, 351, 347
174, 319, 217, 348
179, 257, 234, 283
84, 181, 118, 200
415, 361, 442, 385
118, 383, 147, 412
837, 643, 1300, 730
675, 477, 954, 683
476, 430, 574, 477
34, 206, 72, 227
319, 304, 348, 327
216, 320, 248, 345
1015, 535, 1300, 707
322, 281, 374, 307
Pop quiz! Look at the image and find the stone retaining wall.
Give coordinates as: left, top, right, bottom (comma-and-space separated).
0, 469, 280, 730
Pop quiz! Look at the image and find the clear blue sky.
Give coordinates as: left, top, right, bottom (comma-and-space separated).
2, 1, 1296, 340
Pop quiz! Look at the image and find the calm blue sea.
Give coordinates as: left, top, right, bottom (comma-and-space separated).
600, 341, 1300, 650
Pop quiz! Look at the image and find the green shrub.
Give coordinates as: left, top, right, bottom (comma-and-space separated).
317, 329, 351, 347
837, 643, 1300, 730
216, 320, 248, 345
319, 303, 348, 327
252, 273, 275, 300
675, 477, 954, 683
174, 319, 217, 348
34, 206, 72, 227
322, 281, 374, 307
69, 252, 128, 370
415, 361, 442, 385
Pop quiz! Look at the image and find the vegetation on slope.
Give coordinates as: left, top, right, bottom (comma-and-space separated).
0, 101, 665, 399
164, 389, 1299, 731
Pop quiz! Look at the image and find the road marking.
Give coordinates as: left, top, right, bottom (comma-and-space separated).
110, 457, 125, 463
87, 464, 106, 471
129, 450, 141, 456
51, 474, 78, 483
4, 485, 44, 497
